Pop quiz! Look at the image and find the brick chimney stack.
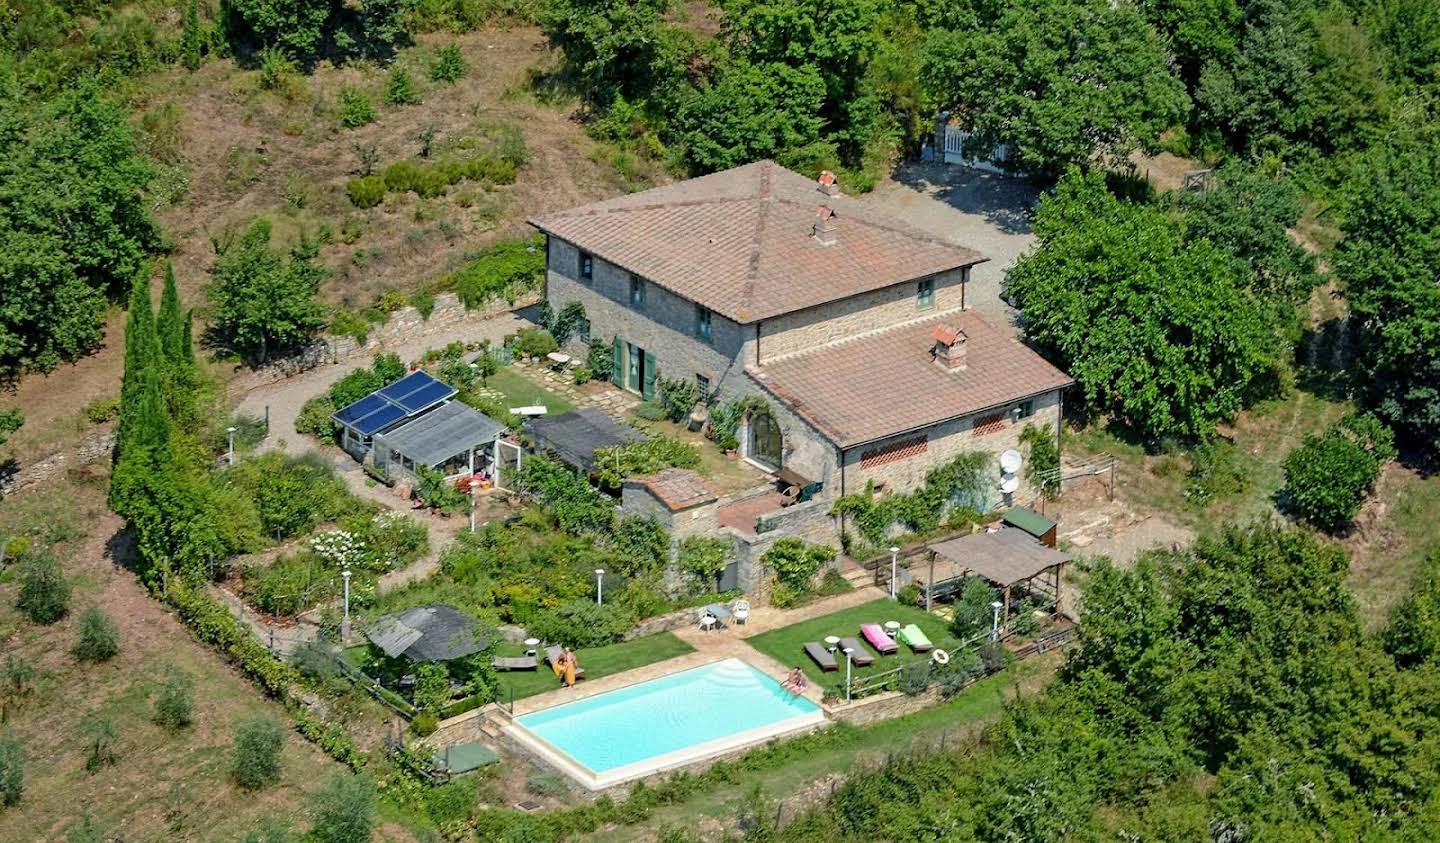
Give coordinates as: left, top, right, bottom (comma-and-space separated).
813, 204, 838, 246
818, 170, 841, 197
932, 324, 968, 370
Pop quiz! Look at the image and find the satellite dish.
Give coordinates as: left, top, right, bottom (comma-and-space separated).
1000, 449, 1023, 474
999, 474, 1020, 494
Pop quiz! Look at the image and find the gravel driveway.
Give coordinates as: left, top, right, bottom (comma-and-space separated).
865, 161, 1041, 330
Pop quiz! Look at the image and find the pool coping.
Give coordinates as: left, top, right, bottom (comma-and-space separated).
502, 657, 829, 790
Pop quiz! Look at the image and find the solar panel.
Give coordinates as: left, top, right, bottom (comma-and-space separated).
354, 403, 407, 436
397, 380, 455, 414
379, 370, 436, 401
333, 393, 389, 425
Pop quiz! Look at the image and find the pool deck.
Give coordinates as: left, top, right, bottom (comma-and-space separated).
510, 584, 886, 717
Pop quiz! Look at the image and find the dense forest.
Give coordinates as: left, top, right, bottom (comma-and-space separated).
775, 528, 1440, 840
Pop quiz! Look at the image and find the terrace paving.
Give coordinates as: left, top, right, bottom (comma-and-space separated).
508, 584, 887, 716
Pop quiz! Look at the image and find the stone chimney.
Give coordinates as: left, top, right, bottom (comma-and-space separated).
932, 324, 967, 371
812, 204, 838, 246
818, 170, 841, 197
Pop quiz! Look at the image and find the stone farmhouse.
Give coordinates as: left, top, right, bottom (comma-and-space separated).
529, 160, 1072, 527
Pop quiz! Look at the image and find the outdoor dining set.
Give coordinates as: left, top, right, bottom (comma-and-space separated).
696, 599, 750, 632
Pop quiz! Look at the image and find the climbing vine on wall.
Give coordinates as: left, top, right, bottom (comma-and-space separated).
829, 452, 994, 549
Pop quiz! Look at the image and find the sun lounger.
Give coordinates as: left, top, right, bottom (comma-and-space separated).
544, 645, 586, 680
804, 641, 839, 671
838, 637, 874, 666
898, 624, 933, 653
860, 623, 898, 655
492, 655, 538, 671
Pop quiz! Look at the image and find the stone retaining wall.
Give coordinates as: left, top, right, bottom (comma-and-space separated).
0, 429, 114, 496
825, 685, 944, 726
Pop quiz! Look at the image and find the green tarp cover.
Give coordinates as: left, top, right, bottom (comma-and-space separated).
1003, 506, 1056, 538
436, 742, 498, 774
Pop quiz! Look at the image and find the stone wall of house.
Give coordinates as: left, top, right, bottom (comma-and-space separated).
840, 388, 1062, 503
619, 483, 720, 541
737, 388, 840, 494
726, 500, 843, 607
545, 236, 754, 397
755, 268, 968, 363
753, 496, 841, 548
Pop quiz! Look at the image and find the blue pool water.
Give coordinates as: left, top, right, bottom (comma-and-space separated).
516, 659, 820, 774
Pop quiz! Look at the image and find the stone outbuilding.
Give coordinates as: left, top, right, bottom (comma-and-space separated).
621, 468, 720, 540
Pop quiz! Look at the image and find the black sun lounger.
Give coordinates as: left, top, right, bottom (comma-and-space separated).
837, 637, 875, 666
804, 641, 839, 671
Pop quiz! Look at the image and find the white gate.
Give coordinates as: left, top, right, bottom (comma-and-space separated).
942, 126, 1013, 174
494, 439, 525, 491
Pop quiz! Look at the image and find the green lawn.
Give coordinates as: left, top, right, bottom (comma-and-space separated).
485, 366, 575, 416
492, 632, 695, 701
746, 598, 957, 688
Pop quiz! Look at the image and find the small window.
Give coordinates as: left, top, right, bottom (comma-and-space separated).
1017, 400, 1035, 420
917, 278, 935, 309
695, 306, 712, 342
696, 374, 711, 398
578, 251, 594, 282
629, 275, 645, 307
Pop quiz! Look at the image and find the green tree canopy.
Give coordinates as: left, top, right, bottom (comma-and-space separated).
675, 60, 830, 173
206, 219, 327, 364
921, 0, 1188, 175
538, 0, 695, 113
1006, 169, 1279, 440
1334, 112, 1440, 451
0, 78, 158, 379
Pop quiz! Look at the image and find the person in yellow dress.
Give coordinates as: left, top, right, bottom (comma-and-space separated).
563, 648, 578, 687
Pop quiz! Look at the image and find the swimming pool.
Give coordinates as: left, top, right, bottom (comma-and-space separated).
509, 658, 825, 788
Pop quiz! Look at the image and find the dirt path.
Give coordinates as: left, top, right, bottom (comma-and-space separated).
235, 308, 533, 453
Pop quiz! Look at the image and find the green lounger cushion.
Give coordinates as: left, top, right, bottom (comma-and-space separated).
898, 624, 933, 652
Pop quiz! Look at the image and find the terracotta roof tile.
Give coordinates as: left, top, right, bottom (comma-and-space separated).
529, 161, 987, 323
632, 468, 717, 511
749, 311, 1073, 448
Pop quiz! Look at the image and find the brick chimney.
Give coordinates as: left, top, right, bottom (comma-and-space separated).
812, 204, 838, 246
932, 324, 967, 370
818, 170, 841, 197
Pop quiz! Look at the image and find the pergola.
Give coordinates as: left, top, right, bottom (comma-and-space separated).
924, 528, 1071, 625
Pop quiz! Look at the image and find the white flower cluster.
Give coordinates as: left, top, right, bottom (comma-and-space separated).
311, 529, 365, 569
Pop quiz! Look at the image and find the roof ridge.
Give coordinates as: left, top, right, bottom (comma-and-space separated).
758, 308, 971, 365
532, 194, 757, 222
768, 197, 981, 255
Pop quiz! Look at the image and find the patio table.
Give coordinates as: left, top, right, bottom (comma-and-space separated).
704, 603, 733, 628
824, 635, 841, 652
884, 620, 901, 638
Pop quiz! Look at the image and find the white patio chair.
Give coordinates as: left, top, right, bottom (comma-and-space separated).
698, 609, 717, 633
732, 599, 750, 626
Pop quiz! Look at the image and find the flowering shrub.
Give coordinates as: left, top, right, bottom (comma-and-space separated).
312, 530, 365, 569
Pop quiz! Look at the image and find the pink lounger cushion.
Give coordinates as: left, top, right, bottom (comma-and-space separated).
860, 623, 898, 654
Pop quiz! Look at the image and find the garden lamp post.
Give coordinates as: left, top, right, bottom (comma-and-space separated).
595, 569, 605, 606
990, 600, 1003, 642
226, 426, 237, 466
341, 569, 353, 641
469, 477, 481, 534
889, 546, 900, 599
843, 647, 854, 702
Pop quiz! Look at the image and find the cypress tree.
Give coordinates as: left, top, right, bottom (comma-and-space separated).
115, 279, 159, 459
180, 310, 195, 367
181, 0, 204, 71
157, 262, 184, 365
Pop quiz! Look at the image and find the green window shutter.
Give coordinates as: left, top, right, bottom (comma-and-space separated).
642, 352, 657, 400
611, 337, 623, 386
